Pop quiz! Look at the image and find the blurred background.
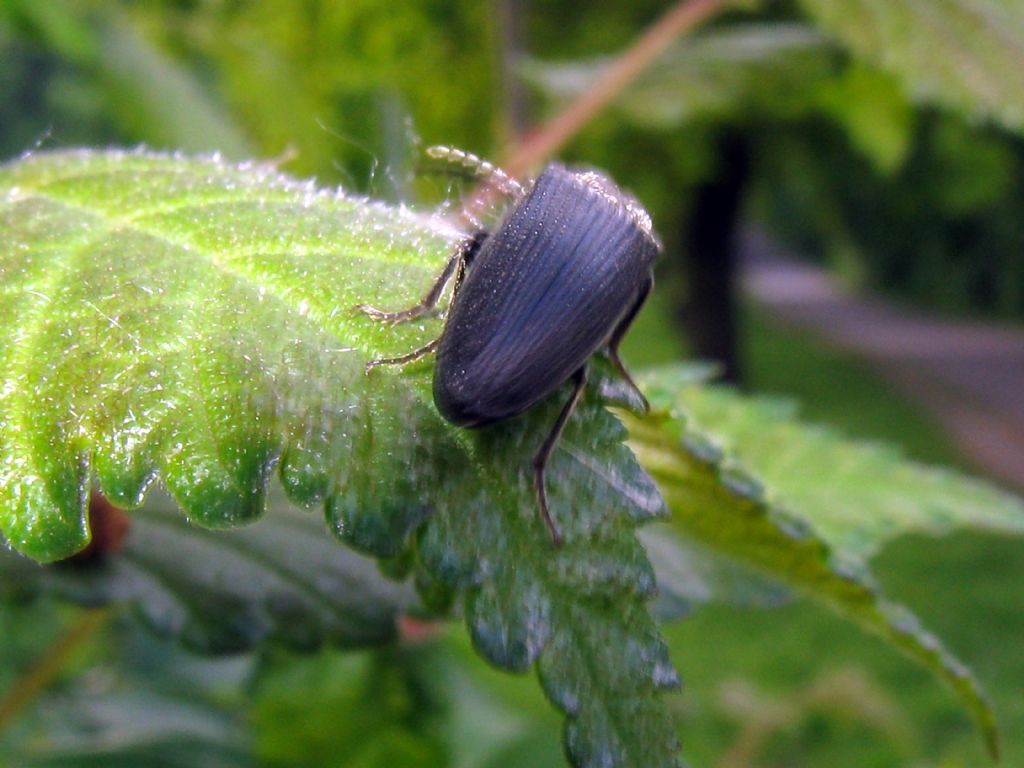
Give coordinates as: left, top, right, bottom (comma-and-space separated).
2, 0, 1023, 766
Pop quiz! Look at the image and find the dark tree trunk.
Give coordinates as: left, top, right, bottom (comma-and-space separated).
681, 131, 751, 384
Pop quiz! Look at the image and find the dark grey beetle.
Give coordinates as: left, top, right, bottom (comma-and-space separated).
359, 157, 659, 545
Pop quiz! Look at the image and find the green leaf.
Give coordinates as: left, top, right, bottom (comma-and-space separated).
816, 64, 915, 173
0, 149, 680, 767
529, 23, 915, 172
627, 365, 1024, 759
0, 492, 418, 653
4, 617, 255, 767
15, 691, 253, 768
663, 375, 1024, 559
0, 148, 455, 560
527, 23, 837, 128
640, 526, 790, 619
798, 0, 1024, 132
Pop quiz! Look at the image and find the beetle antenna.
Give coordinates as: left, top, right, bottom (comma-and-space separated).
426, 145, 524, 199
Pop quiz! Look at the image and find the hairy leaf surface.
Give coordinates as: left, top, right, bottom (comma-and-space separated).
0, 150, 680, 767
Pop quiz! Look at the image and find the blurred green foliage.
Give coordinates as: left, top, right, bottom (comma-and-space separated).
252, 647, 448, 767
760, 113, 1024, 318
4, 0, 1021, 317
0, 0, 496, 190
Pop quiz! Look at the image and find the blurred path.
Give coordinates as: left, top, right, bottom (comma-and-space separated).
741, 229, 1024, 492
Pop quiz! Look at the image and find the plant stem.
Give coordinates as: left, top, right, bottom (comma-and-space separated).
503, 0, 734, 176
0, 607, 111, 735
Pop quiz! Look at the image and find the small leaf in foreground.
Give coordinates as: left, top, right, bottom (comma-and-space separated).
626, 364, 1024, 759
664, 377, 1024, 558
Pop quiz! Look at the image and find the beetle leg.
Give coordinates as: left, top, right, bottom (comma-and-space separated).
364, 337, 440, 374
355, 233, 486, 325
606, 273, 654, 413
533, 365, 588, 547
356, 252, 461, 325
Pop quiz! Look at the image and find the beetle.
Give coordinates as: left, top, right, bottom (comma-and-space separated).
358, 152, 660, 545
